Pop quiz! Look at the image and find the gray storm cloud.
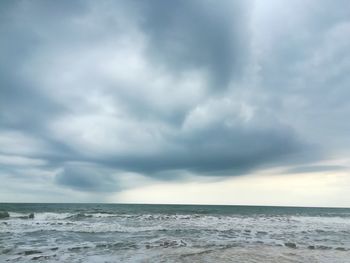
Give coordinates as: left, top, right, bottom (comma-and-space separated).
1, 0, 350, 193
139, 0, 250, 90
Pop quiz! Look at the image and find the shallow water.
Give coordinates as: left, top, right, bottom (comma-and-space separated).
0, 203, 349, 262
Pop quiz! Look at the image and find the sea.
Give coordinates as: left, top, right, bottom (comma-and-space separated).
0, 203, 350, 262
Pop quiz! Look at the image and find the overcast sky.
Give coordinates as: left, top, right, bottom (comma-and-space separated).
1, 0, 350, 206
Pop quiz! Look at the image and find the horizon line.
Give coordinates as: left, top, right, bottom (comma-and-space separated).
0, 202, 349, 209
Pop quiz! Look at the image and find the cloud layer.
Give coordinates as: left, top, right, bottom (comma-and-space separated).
1, 0, 350, 198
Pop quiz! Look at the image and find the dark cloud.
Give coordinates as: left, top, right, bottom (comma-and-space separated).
0, 0, 349, 195
100, 121, 306, 176
285, 165, 347, 174
55, 163, 118, 192
139, 0, 250, 90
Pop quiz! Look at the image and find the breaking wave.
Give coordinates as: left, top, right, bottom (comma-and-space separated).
1, 205, 350, 262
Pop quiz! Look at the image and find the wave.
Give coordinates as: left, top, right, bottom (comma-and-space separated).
2, 212, 122, 221
145, 238, 188, 249
2, 212, 34, 219
290, 215, 350, 224
4, 211, 350, 223
0, 211, 9, 219
2, 212, 234, 222
1, 212, 350, 252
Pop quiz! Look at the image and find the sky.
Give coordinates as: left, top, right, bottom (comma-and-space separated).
1, 0, 350, 206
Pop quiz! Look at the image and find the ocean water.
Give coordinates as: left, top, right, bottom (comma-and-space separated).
0, 204, 350, 262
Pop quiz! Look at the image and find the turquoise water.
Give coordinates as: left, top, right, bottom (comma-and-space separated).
1, 203, 350, 262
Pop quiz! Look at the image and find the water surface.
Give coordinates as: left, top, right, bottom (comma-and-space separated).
1, 203, 349, 262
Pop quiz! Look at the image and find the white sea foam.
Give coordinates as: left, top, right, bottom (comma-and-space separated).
2, 209, 350, 262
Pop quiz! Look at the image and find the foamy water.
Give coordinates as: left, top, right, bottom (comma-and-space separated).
0, 204, 349, 262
